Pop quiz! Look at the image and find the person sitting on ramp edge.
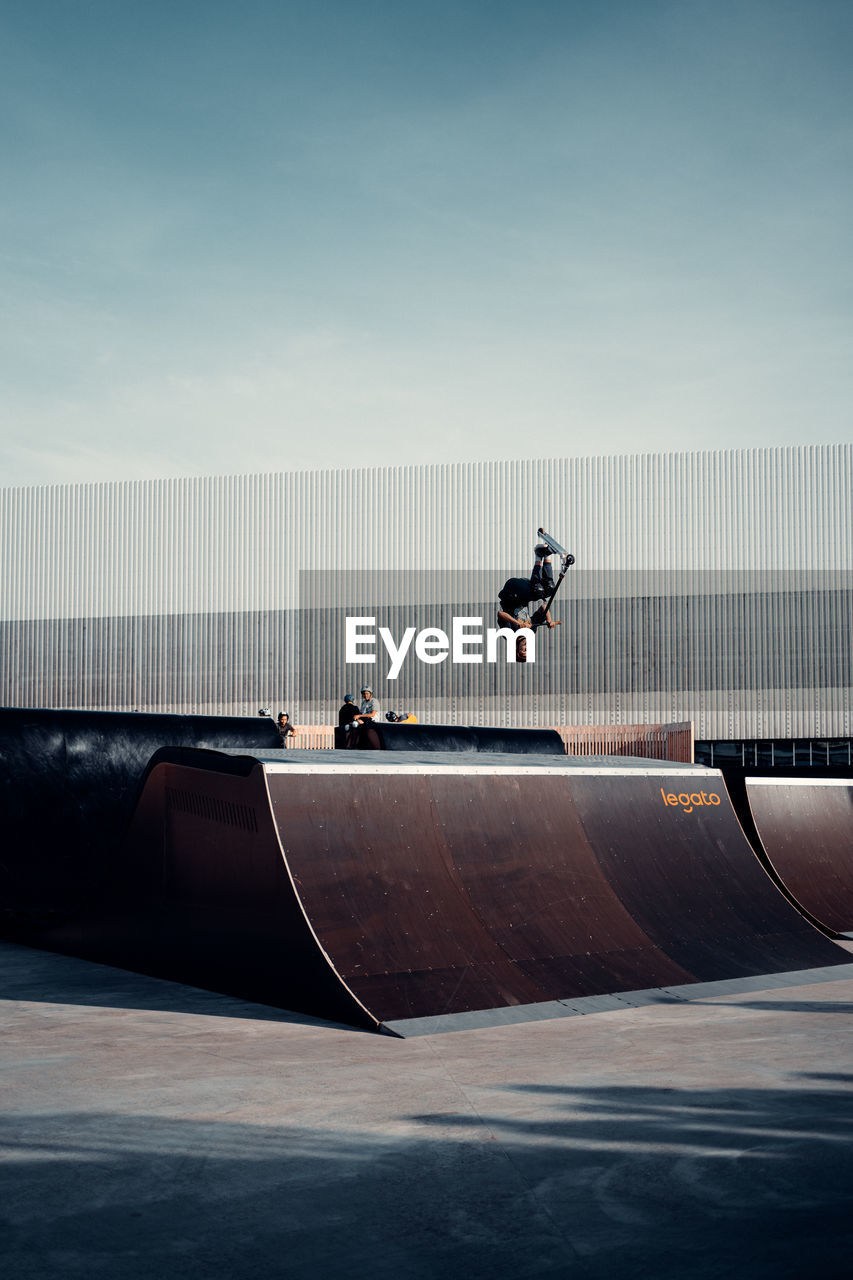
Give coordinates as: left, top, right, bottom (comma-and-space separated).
349, 686, 381, 748
337, 693, 358, 727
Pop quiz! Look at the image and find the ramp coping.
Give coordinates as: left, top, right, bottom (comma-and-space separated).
212, 748, 719, 777
747, 777, 853, 787
260, 762, 718, 776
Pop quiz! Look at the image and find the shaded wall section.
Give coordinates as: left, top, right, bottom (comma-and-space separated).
1, 581, 851, 736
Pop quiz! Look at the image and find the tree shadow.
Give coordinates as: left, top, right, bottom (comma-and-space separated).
2, 1075, 853, 1279
406, 1075, 853, 1277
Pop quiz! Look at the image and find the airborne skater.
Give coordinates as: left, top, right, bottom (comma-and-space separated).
497, 528, 575, 662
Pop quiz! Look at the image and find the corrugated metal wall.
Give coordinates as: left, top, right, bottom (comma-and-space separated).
1, 446, 850, 736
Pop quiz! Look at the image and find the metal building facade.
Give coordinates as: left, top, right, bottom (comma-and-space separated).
1, 445, 850, 737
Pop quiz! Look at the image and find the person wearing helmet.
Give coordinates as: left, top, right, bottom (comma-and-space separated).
342, 685, 381, 749
276, 711, 295, 745
356, 686, 379, 723
343, 686, 379, 747
337, 692, 358, 727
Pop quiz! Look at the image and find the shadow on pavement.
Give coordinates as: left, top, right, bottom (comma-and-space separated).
2, 1076, 853, 1279
0, 941, 358, 1030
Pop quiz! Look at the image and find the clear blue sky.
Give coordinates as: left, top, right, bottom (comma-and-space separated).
1, 0, 851, 486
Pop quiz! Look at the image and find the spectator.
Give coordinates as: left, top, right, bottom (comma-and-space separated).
348, 685, 380, 749
356, 686, 379, 723
337, 693, 358, 728
277, 712, 296, 746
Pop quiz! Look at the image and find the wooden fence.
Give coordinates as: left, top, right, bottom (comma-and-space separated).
553, 722, 694, 762
285, 721, 694, 763
284, 726, 337, 751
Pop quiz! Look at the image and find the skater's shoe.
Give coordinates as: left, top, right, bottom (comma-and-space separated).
536, 527, 569, 556
534, 543, 552, 559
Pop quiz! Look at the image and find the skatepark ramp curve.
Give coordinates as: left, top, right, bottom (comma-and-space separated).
745, 777, 853, 936
46, 747, 846, 1034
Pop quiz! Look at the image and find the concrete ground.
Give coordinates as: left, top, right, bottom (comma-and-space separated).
2, 940, 853, 1279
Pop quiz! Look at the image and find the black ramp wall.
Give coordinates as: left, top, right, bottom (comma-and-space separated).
0, 707, 280, 927
365, 723, 566, 754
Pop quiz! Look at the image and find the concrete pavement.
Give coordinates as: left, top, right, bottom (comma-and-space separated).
2, 939, 852, 1278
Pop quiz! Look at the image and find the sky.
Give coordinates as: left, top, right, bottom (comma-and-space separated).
1, 0, 852, 487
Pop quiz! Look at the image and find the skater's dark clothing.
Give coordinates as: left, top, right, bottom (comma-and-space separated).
340, 691, 380, 748
498, 577, 534, 619
355, 722, 381, 749
337, 696, 358, 727
498, 560, 556, 621
497, 557, 559, 663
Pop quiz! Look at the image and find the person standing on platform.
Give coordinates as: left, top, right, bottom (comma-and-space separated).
277, 712, 296, 746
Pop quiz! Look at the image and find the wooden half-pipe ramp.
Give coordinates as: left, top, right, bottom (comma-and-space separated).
746, 777, 853, 936
91, 748, 847, 1032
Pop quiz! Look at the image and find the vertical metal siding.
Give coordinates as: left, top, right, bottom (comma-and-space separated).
0, 446, 851, 735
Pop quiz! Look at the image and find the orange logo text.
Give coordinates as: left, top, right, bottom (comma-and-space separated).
660, 788, 721, 814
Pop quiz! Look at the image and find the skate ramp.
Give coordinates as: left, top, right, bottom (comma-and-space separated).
54, 748, 846, 1033
746, 778, 853, 935
0, 707, 281, 926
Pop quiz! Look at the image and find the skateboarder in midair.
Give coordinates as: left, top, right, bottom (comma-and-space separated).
497, 529, 574, 662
